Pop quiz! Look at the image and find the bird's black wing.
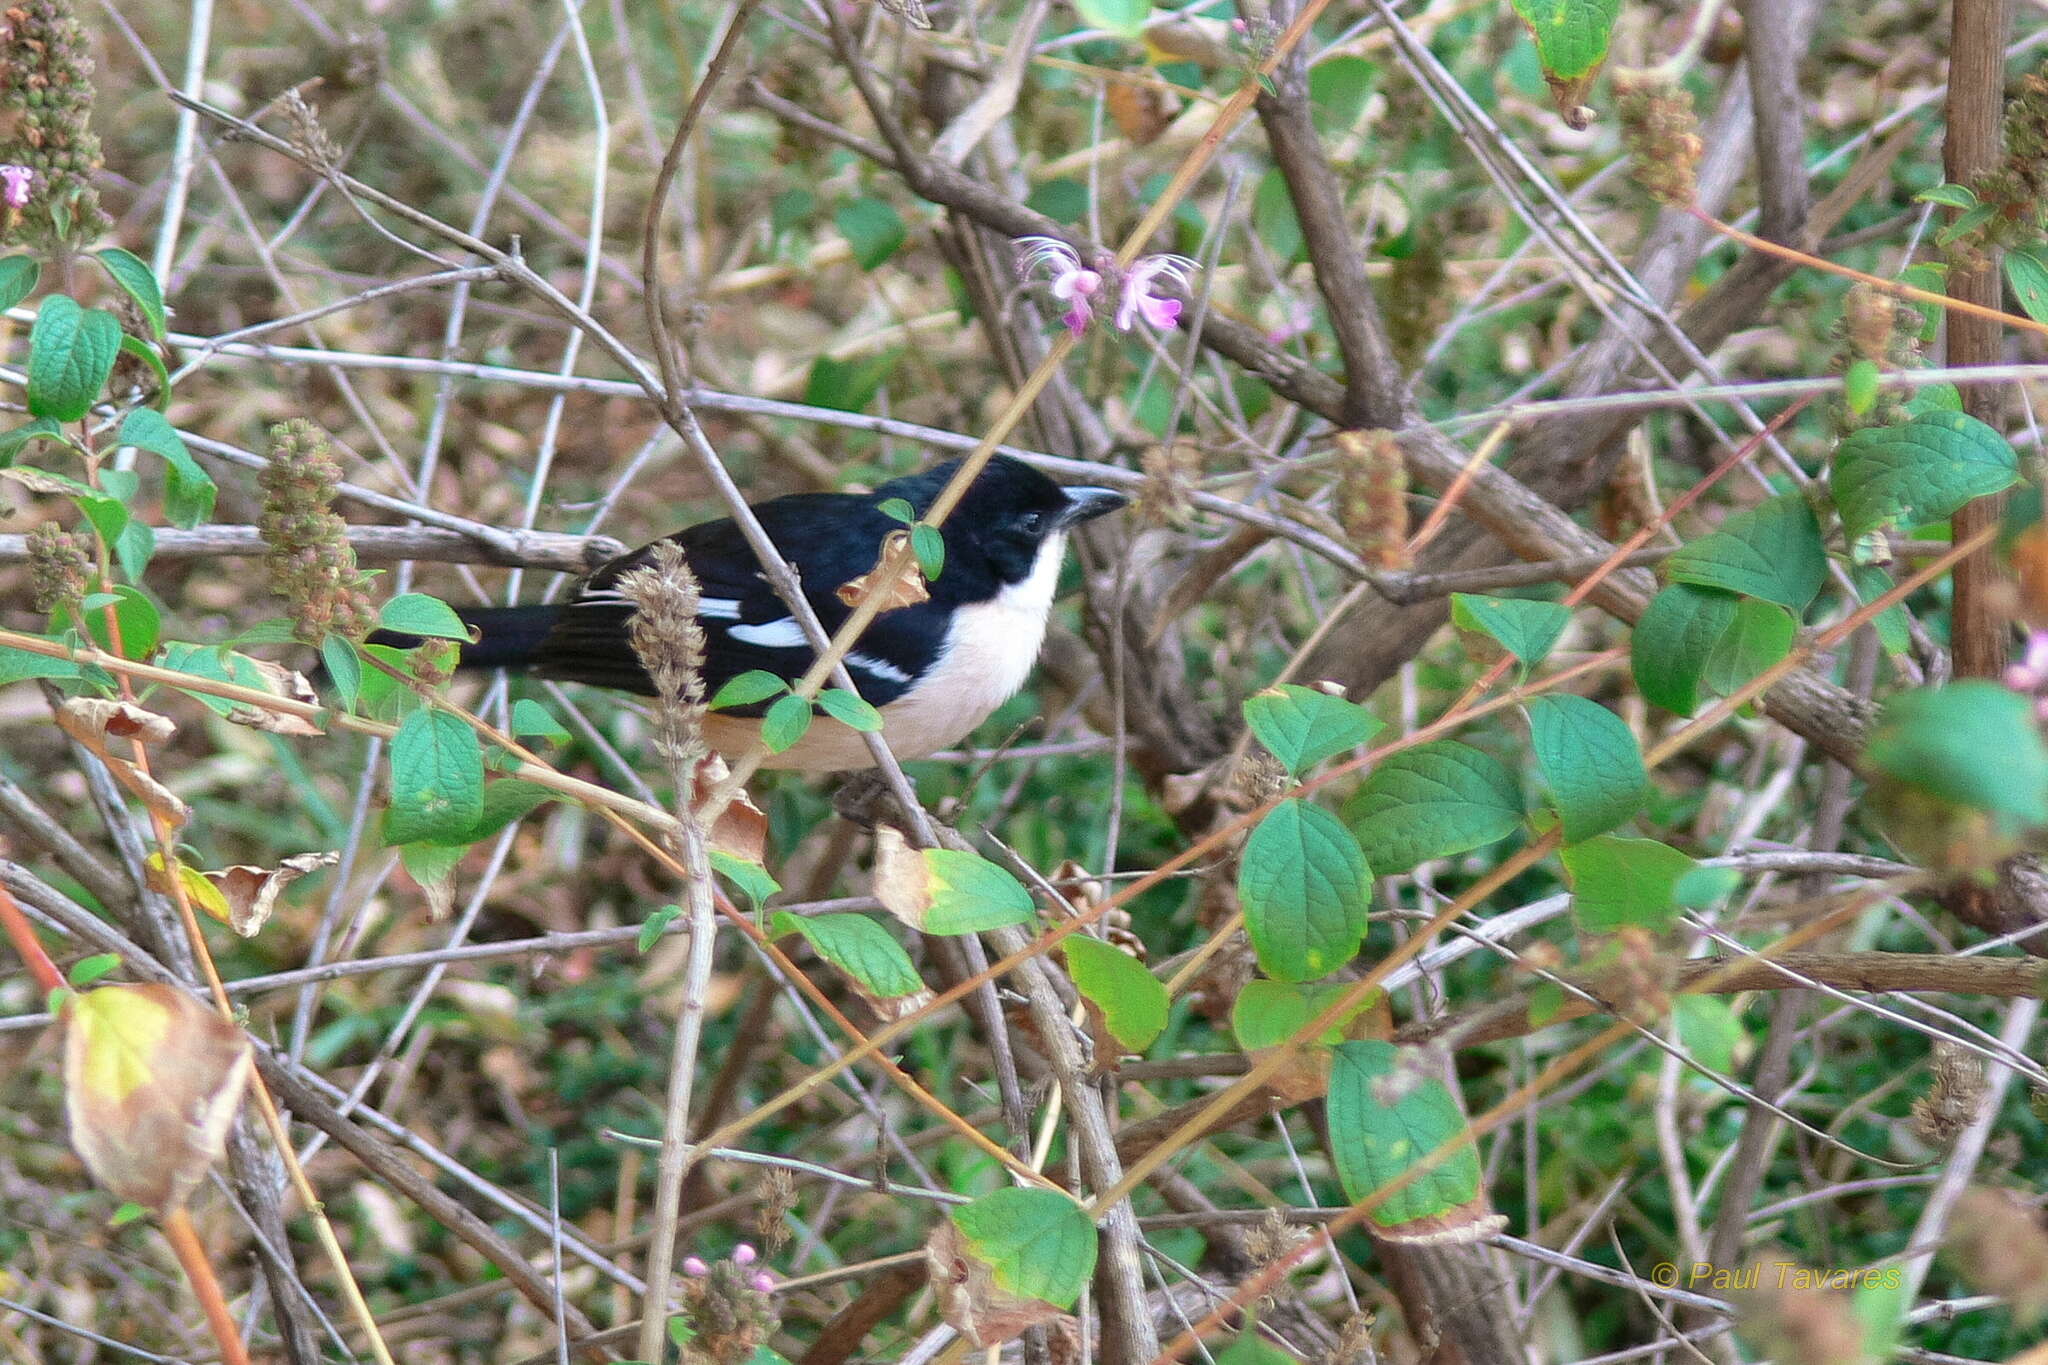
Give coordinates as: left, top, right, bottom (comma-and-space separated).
530, 492, 948, 709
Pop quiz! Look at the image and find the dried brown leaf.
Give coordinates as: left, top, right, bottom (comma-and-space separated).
55, 698, 189, 828
871, 825, 935, 931
225, 658, 324, 736
690, 752, 769, 862
63, 983, 253, 1211
207, 852, 340, 936
836, 530, 930, 611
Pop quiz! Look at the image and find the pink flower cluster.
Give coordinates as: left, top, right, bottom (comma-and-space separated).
1016, 236, 1200, 337
2005, 631, 2048, 720
684, 1241, 774, 1293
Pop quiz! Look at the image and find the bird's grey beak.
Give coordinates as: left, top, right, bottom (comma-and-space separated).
1057, 486, 1130, 528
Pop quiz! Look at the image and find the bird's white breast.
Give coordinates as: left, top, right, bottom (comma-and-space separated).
713, 533, 1066, 771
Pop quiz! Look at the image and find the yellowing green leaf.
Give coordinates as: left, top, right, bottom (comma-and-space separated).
948, 1188, 1098, 1309
1064, 935, 1167, 1054
1561, 835, 1695, 933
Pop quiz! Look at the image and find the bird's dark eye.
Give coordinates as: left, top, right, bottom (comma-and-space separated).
1018, 510, 1046, 535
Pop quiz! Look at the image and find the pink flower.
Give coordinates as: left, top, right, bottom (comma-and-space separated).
751, 1272, 775, 1292
1017, 236, 1103, 335
2005, 629, 2048, 693
683, 1256, 710, 1277
0, 165, 31, 209
1115, 254, 1199, 332
732, 1243, 757, 1266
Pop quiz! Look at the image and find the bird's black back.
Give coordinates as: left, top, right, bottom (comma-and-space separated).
517, 456, 1071, 706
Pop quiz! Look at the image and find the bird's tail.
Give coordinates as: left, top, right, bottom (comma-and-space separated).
371, 603, 562, 671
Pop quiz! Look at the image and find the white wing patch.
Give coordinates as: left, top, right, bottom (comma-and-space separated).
729, 617, 808, 649
699, 598, 741, 620
848, 651, 912, 686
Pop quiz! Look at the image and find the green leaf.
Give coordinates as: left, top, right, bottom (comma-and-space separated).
948, 1188, 1098, 1309
1231, 979, 1378, 1051
1915, 183, 1979, 210
1631, 583, 1738, 716
75, 584, 160, 660
804, 348, 903, 415
1866, 681, 2048, 827
1906, 381, 1963, 416
117, 408, 214, 528
1326, 1039, 1483, 1228
27, 295, 121, 422
93, 248, 166, 340
158, 642, 289, 718
638, 904, 681, 953
1850, 564, 1913, 657
1560, 834, 1695, 933
465, 779, 558, 841
1239, 799, 1372, 983
1666, 493, 1827, 611
773, 912, 925, 1000
1833, 412, 2020, 545
0, 255, 38, 312
1674, 864, 1741, 909
67, 953, 121, 988
1674, 996, 1743, 1074
377, 593, 472, 641
74, 489, 127, 546
710, 669, 787, 710
1701, 597, 1795, 697
1064, 935, 1168, 1053
836, 197, 907, 270
911, 522, 945, 581
1937, 201, 2000, 246
323, 635, 362, 712
710, 850, 781, 907
1450, 593, 1571, 666
1852, 1274, 1912, 1365
761, 693, 813, 753
510, 697, 570, 742
0, 416, 65, 466
117, 335, 173, 406
2004, 246, 2048, 325
818, 688, 884, 732
1844, 358, 1880, 416
385, 709, 486, 845
1308, 56, 1378, 133
877, 498, 915, 523
0, 640, 82, 686
399, 840, 465, 905
1525, 694, 1647, 844
1509, 0, 1622, 80
1242, 684, 1383, 775
1215, 1335, 1302, 1365
1346, 740, 1521, 875
921, 849, 1035, 933
1074, 0, 1150, 38
1252, 168, 1304, 264
113, 520, 155, 582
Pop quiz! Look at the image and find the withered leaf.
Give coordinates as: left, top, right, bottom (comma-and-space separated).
836, 530, 930, 611
210, 852, 340, 936
690, 752, 769, 862
224, 658, 323, 737
871, 825, 933, 930
924, 1215, 1066, 1348
55, 698, 189, 828
63, 983, 253, 1211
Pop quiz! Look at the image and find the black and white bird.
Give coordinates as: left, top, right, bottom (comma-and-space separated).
432, 456, 1127, 771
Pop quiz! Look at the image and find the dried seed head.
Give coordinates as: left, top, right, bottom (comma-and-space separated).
1912, 1040, 1987, 1147
0, 0, 109, 249
754, 1168, 797, 1252
1614, 71, 1702, 207
258, 419, 377, 644
1842, 284, 1900, 365
1335, 428, 1410, 571
27, 519, 88, 616
619, 540, 708, 775
1965, 63, 2048, 252
278, 87, 342, 174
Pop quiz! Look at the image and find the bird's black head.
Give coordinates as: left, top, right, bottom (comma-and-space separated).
876, 455, 1128, 588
